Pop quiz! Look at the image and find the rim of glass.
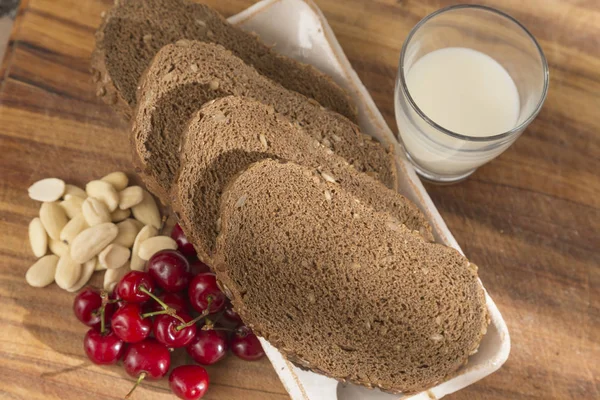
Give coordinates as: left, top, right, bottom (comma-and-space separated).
398, 4, 549, 142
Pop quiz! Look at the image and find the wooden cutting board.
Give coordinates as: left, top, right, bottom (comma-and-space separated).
0, 0, 597, 399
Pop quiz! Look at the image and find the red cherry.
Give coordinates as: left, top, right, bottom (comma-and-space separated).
153, 313, 197, 348
83, 328, 125, 365
169, 365, 209, 400
111, 303, 152, 343
123, 339, 171, 379
231, 326, 265, 361
73, 287, 114, 328
223, 307, 243, 326
188, 273, 226, 313
115, 271, 155, 303
188, 258, 211, 276
147, 250, 190, 292
186, 328, 228, 365
147, 292, 189, 314
123, 339, 171, 398
171, 224, 197, 258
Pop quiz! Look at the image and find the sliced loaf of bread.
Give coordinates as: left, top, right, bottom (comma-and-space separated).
92, 0, 356, 121
172, 96, 432, 264
132, 41, 396, 203
214, 159, 488, 394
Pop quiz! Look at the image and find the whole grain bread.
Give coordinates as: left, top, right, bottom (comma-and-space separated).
132, 41, 395, 203
172, 96, 431, 264
91, 0, 356, 121
214, 159, 488, 394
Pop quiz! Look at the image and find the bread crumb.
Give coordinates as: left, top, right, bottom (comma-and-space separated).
324, 190, 332, 202
259, 134, 268, 149
190, 63, 199, 73
430, 334, 444, 342
235, 194, 248, 209
321, 172, 336, 184
209, 79, 220, 90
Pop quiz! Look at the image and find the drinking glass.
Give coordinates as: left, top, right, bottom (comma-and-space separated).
395, 4, 549, 183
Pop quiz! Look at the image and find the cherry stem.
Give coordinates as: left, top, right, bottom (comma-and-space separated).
124, 372, 146, 399
99, 290, 109, 335
175, 297, 212, 332
174, 310, 209, 331
141, 310, 173, 319
138, 286, 186, 324
203, 326, 236, 332
100, 305, 106, 334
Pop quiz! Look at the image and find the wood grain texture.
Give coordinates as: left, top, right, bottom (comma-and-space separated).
0, 0, 597, 399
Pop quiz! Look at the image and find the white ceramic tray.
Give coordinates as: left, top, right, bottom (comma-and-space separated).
228, 1, 510, 399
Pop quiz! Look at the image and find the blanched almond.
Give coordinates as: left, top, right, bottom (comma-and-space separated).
138, 236, 177, 260
70, 223, 118, 263
60, 195, 84, 218
98, 244, 130, 269
67, 258, 97, 293
60, 214, 88, 244
118, 186, 144, 209
82, 197, 111, 226
26, 255, 59, 287
55, 253, 82, 290
111, 208, 131, 222
49, 238, 69, 257
104, 262, 130, 292
131, 190, 161, 229
29, 217, 48, 258
86, 180, 119, 211
95, 259, 107, 271
28, 178, 65, 202
63, 184, 87, 199
40, 202, 69, 241
101, 171, 128, 191
131, 225, 158, 271
112, 218, 142, 248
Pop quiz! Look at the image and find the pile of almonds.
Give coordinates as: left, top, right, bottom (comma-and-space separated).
25, 172, 179, 292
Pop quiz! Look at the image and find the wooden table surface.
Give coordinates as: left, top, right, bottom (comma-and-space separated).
0, 0, 598, 399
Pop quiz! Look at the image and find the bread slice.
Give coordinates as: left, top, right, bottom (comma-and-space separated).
171, 96, 432, 263
214, 159, 488, 394
91, 0, 356, 121
131, 41, 396, 204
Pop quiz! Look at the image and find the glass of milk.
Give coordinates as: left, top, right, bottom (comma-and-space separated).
395, 4, 549, 183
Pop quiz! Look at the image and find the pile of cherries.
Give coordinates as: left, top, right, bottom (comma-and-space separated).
73, 224, 264, 400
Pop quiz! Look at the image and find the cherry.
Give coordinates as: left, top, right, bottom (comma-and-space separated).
115, 271, 155, 303
188, 258, 211, 276
223, 307, 243, 326
83, 328, 125, 365
171, 224, 197, 258
231, 326, 265, 361
186, 328, 228, 365
188, 273, 227, 314
154, 312, 197, 348
123, 339, 171, 398
147, 292, 189, 314
73, 287, 114, 328
111, 303, 152, 343
169, 365, 209, 400
147, 250, 190, 292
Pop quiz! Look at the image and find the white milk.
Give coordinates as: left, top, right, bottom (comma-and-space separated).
397, 47, 521, 177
